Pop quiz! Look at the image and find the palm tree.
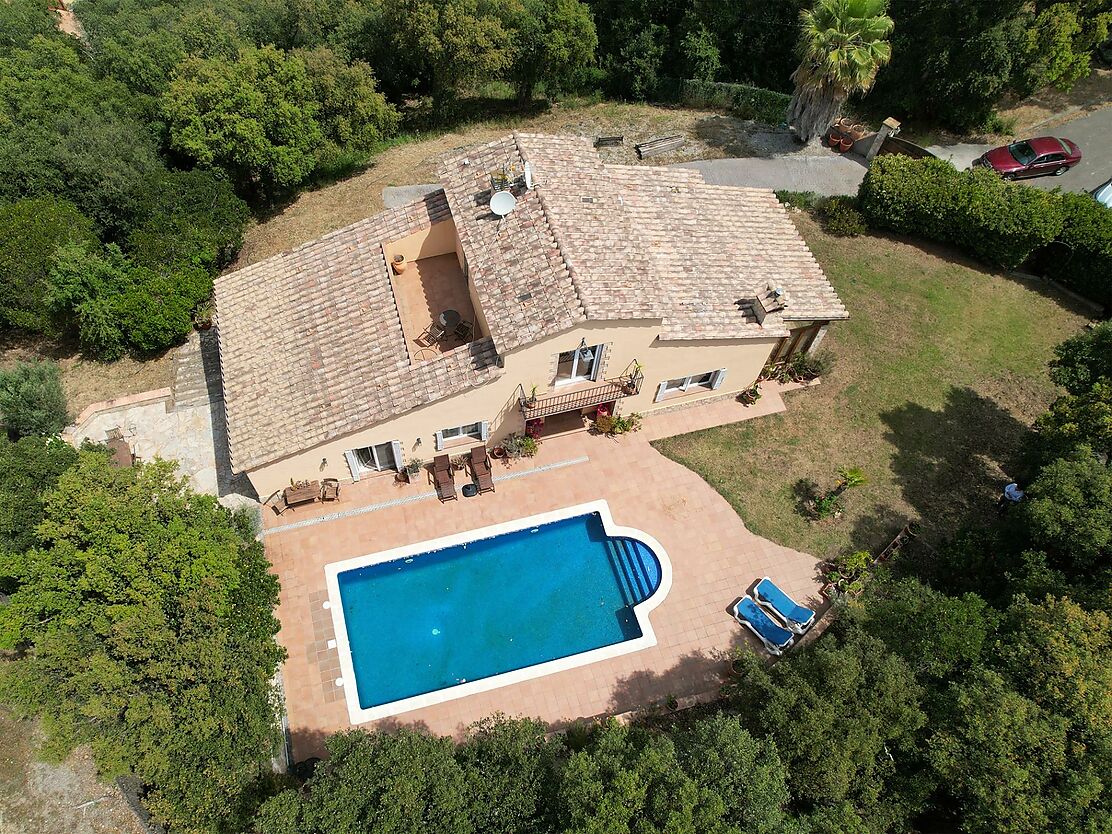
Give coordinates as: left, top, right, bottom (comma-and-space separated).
787, 0, 894, 143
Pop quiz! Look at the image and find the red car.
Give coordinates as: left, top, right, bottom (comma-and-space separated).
974, 136, 1082, 179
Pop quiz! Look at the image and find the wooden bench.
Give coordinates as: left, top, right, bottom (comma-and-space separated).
635, 135, 684, 159
594, 135, 624, 147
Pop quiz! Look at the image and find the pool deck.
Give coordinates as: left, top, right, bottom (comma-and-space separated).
263, 382, 826, 761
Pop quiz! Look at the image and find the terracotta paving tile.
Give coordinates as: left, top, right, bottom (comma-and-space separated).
264, 388, 826, 760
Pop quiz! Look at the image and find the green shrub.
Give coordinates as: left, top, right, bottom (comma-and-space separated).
655, 77, 789, 125
858, 155, 1064, 269
0, 198, 97, 333
1038, 193, 1112, 309
775, 190, 822, 210
0, 361, 68, 438
817, 195, 867, 237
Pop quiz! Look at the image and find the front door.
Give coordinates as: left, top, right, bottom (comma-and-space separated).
555, 344, 601, 385
355, 442, 397, 472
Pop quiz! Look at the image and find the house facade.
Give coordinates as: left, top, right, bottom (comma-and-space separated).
214, 134, 847, 499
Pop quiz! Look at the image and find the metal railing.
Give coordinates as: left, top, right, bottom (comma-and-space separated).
519, 362, 643, 420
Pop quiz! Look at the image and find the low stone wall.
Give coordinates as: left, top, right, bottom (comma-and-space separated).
63, 388, 173, 445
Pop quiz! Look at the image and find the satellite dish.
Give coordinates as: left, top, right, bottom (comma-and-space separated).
490, 190, 517, 217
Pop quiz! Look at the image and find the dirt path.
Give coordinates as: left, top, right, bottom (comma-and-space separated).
0, 712, 144, 834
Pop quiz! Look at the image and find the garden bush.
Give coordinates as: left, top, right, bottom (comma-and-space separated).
1037, 193, 1112, 310
816, 195, 867, 237
0, 197, 97, 333
0, 361, 68, 438
858, 155, 1064, 269
654, 77, 790, 124
774, 190, 821, 210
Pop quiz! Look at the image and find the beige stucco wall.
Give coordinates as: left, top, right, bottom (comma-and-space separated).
245, 319, 785, 497
383, 220, 458, 265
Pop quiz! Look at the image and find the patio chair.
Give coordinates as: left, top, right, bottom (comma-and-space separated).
469, 446, 495, 494
470, 444, 491, 476
418, 320, 447, 346
453, 320, 473, 341
732, 596, 794, 656
320, 478, 340, 502
752, 577, 815, 635
269, 491, 289, 516
432, 454, 457, 501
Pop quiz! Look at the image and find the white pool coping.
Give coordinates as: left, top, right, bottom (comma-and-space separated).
323, 499, 673, 724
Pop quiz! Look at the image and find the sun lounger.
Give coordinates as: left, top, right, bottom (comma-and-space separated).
732, 596, 795, 656
753, 577, 816, 634
432, 454, 456, 501
469, 446, 495, 494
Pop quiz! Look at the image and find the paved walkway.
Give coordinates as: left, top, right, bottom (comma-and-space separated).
263, 386, 825, 760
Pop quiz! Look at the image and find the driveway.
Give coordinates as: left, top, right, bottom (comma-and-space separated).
675, 108, 1110, 197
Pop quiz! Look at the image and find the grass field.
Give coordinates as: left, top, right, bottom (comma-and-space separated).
654, 215, 1090, 560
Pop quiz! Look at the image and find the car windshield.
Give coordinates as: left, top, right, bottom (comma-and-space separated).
1008, 141, 1037, 165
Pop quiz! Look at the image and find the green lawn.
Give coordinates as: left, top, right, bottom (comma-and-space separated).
654, 216, 1089, 559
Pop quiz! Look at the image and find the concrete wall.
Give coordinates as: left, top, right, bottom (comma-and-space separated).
244, 319, 792, 496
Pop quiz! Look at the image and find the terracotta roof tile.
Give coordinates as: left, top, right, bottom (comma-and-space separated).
214, 191, 501, 473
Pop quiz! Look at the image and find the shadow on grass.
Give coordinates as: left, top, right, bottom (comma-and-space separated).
880, 386, 1030, 544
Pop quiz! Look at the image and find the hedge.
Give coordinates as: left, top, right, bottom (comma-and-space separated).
858, 155, 1064, 270
1038, 193, 1112, 309
654, 77, 789, 125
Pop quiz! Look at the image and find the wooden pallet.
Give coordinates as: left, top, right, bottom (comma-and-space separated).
635, 135, 684, 159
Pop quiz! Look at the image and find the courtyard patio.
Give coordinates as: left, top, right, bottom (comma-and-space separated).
263, 384, 825, 761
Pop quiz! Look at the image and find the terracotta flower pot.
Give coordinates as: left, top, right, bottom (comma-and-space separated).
392, 254, 407, 275
838, 135, 853, 152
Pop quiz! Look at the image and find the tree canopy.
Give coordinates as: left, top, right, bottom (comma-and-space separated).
0, 453, 285, 834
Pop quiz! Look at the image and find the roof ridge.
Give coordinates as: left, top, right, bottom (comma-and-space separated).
513, 132, 594, 320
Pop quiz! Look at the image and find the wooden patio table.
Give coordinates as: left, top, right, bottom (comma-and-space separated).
284, 481, 320, 506
107, 437, 133, 468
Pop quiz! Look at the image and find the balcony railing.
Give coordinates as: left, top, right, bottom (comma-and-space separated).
519, 363, 643, 420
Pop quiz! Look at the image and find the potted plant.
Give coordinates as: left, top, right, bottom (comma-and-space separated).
738, 384, 761, 405
391, 253, 407, 274
622, 362, 642, 395
449, 454, 467, 472
403, 458, 423, 483
491, 445, 507, 460
527, 384, 539, 405
194, 299, 215, 331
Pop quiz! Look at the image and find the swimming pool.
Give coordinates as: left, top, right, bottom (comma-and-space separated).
324, 500, 671, 722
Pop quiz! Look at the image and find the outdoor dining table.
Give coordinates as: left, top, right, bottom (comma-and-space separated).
438, 309, 461, 331
283, 480, 320, 506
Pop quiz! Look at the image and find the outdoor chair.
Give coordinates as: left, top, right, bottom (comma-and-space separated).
269, 491, 289, 516
752, 577, 815, 634
469, 446, 495, 494
432, 454, 457, 501
453, 320, 473, 341
320, 478, 340, 502
732, 596, 794, 656
418, 320, 447, 346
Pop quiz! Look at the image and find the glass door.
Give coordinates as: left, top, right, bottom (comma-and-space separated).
355, 442, 397, 472
555, 344, 601, 385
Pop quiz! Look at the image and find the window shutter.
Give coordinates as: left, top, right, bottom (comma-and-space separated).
434, 430, 444, 451
344, 450, 361, 482
654, 382, 668, 402
390, 440, 403, 471
711, 369, 727, 390
479, 421, 489, 441
591, 344, 606, 380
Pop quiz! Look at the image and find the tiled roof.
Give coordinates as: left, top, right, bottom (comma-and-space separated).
440, 133, 846, 345
217, 133, 846, 472
213, 191, 501, 473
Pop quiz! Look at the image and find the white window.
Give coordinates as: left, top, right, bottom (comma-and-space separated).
434, 421, 488, 450
655, 369, 727, 402
555, 343, 603, 385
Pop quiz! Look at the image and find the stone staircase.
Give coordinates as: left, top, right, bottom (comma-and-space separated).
171, 329, 224, 410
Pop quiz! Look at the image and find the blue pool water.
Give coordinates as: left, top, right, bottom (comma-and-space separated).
336, 512, 662, 709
